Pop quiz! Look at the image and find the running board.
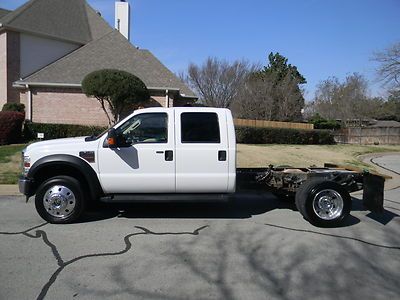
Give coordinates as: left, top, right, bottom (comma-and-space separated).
100, 193, 231, 203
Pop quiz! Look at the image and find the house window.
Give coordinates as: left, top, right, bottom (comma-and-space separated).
181, 112, 220, 143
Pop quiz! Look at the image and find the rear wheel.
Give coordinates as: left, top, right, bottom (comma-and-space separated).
35, 176, 86, 224
295, 179, 351, 227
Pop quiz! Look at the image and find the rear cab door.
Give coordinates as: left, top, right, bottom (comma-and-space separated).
175, 108, 230, 193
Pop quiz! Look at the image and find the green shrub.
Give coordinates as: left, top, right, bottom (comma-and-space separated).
235, 126, 335, 144
0, 111, 25, 145
2, 103, 25, 112
309, 113, 341, 130
23, 122, 107, 141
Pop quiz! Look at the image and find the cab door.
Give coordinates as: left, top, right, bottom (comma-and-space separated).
175, 110, 229, 193
98, 111, 175, 194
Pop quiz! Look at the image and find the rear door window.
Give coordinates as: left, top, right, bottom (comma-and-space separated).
181, 112, 220, 143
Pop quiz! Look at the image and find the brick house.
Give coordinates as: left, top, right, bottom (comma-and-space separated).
0, 0, 197, 126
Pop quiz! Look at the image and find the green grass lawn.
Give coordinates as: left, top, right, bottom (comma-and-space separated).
0, 144, 27, 184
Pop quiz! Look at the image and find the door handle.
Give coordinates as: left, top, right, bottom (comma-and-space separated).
165, 150, 173, 161
156, 151, 164, 154
218, 150, 227, 161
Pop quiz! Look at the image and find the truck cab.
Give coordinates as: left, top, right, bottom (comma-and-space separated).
99, 107, 236, 194
19, 108, 237, 223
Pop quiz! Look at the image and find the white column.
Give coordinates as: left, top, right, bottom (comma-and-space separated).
165, 89, 169, 107
26, 85, 32, 120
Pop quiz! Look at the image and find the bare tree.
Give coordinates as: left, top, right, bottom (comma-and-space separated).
233, 52, 306, 121
373, 42, 400, 89
233, 75, 276, 120
233, 72, 305, 121
184, 57, 259, 108
308, 73, 376, 124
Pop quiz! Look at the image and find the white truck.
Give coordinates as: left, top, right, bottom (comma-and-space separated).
19, 107, 385, 227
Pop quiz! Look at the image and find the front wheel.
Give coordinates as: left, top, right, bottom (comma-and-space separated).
35, 176, 86, 224
295, 179, 351, 227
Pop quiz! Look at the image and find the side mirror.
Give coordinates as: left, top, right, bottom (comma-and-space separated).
107, 128, 118, 148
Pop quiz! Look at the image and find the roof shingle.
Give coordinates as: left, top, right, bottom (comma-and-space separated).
0, 0, 112, 44
18, 30, 196, 98
0, 8, 11, 20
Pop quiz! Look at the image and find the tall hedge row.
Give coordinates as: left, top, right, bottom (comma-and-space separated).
0, 111, 25, 145
23, 122, 107, 140
235, 126, 335, 145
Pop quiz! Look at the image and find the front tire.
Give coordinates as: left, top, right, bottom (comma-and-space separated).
295, 179, 351, 227
35, 176, 86, 224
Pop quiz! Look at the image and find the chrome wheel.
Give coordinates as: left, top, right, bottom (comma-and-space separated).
43, 185, 76, 219
312, 189, 344, 220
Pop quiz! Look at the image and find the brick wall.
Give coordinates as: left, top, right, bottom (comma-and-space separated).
25, 87, 191, 126
31, 88, 110, 126
29, 88, 173, 126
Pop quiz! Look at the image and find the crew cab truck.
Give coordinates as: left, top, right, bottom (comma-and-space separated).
19, 107, 385, 227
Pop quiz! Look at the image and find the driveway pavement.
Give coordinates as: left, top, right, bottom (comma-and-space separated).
1, 156, 399, 300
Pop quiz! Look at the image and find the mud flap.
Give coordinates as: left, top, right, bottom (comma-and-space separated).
362, 174, 385, 213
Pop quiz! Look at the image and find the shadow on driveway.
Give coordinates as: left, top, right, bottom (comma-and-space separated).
81, 192, 365, 227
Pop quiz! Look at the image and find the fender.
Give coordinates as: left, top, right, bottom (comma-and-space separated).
28, 154, 103, 200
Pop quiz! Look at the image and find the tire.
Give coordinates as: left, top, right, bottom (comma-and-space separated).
295, 179, 351, 227
35, 176, 86, 224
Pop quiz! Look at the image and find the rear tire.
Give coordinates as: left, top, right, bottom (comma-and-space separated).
295, 179, 351, 227
35, 176, 86, 224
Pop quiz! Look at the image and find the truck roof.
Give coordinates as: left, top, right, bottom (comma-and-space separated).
134, 107, 231, 114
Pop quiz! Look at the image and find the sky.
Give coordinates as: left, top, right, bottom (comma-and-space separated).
1, 0, 400, 100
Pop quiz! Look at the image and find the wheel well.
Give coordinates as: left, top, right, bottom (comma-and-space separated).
32, 165, 94, 200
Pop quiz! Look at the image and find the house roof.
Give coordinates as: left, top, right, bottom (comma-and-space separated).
0, 8, 11, 19
0, 0, 112, 44
16, 30, 197, 98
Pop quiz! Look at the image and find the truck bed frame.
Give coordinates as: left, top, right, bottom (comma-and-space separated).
237, 164, 387, 213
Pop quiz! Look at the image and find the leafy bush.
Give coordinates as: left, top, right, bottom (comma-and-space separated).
309, 114, 341, 130
235, 126, 335, 144
82, 69, 150, 125
2, 103, 25, 112
0, 111, 25, 145
24, 122, 107, 141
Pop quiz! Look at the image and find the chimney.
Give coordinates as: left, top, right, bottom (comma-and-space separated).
115, 0, 130, 41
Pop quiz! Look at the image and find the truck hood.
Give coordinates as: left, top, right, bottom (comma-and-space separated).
25, 137, 92, 154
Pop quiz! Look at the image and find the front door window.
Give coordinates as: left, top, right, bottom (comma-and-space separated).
117, 113, 168, 145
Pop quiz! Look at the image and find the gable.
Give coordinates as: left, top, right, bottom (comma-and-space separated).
0, 0, 112, 44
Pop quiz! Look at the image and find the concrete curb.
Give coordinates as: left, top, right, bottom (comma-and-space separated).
0, 185, 20, 196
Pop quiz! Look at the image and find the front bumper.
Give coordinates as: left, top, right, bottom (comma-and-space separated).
18, 177, 34, 197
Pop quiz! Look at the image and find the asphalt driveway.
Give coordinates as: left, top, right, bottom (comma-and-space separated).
1, 156, 399, 300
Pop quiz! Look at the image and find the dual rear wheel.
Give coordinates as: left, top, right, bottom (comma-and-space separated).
295, 179, 351, 227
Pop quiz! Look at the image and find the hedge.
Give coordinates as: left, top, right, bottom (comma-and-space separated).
24, 122, 107, 140
0, 111, 25, 145
2, 103, 25, 113
235, 126, 335, 145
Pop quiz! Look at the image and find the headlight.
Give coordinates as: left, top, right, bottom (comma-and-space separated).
21, 152, 30, 177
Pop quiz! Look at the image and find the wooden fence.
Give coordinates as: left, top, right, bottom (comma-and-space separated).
234, 118, 314, 130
